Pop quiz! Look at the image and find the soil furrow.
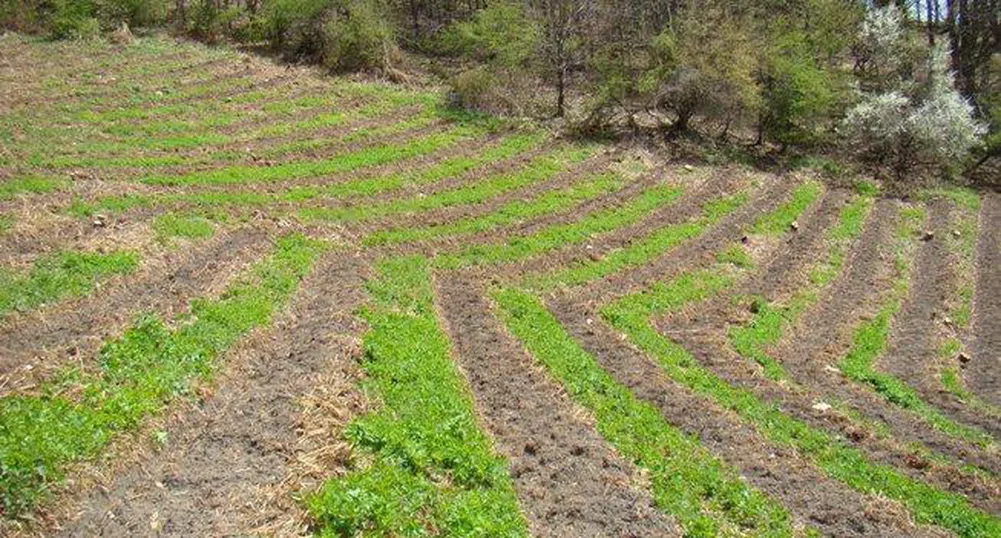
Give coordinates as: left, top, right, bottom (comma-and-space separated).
434, 272, 677, 538
546, 295, 946, 538
641, 190, 1001, 512
768, 200, 1001, 472
0, 228, 272, 396
878, 199, 1001, 436
436, 165, 734, 284
358, 152, 621, 251
567, 174, 789, 303
968, 192, 1001, 406
53, 251, 369, 537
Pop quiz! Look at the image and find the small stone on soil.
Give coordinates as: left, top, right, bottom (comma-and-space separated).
921, 230, 935, 241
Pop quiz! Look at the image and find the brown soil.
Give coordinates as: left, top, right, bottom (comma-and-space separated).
357, 151, 620, 251
52, 251, 369, 537
766, 200, 1001, 473
569, 174, 791, 304
0, 228, 272, 396
546, 294, 947, 538
968, 192, 1001, 406
434, 272, 678, 538
649, 190, 1000, 513
877, 199, 1001, 437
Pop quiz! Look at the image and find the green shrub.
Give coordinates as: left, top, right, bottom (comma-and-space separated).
443, 1, 537, 66
1, 0, 46, 32
449, 66, 501, 112
760, 32, 838, 146
443, 2, 538, 115
261, 0, 327, 57
97, 0, 168, 28
260, 0, 396, 71
320, 0, 397, 73
49, 0, 100, 39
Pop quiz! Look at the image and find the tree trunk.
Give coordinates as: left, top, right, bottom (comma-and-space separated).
926, 0, 935, 45
556, 66, 565, 118
410, 0, 420, 43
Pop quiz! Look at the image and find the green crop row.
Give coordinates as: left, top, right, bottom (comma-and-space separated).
307, 256, 527, 537
0, 235, 325, 515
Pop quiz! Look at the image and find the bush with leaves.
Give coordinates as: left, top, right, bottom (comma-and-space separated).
842, 10, 986, 179
641, 9, 761, 135
444, 1, 538, 114
48, 0, 101, 39
320, 0, 397, 73
98, 0, 167, 29
260, 0, 396, 72
850, 5, 926, 95
758, 31, 840, 147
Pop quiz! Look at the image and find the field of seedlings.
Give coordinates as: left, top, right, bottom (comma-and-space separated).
1, 34, 1000, 538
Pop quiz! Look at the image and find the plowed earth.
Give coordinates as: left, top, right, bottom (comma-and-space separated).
1, 34, 998, 538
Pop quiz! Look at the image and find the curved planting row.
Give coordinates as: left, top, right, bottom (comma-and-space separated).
3, 33, 1001, 538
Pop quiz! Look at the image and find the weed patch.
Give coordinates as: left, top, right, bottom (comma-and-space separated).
152, 214, 215, 242
0, 235, 324, 515
0, 250, 138, 317
307, 256, 526, 537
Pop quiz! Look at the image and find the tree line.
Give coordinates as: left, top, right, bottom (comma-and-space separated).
2, 0, 998, 181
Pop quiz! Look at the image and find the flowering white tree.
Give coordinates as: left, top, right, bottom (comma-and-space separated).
842, 7, 986, 178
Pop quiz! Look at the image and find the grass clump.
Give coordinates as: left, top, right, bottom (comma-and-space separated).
152, 214, 215, 242
729, 299, 795, 381
939, 340, 1001, 420
0, 250, 139, 317
307, 256, 526, 537
0, 175, 65, 199
0, 235, 325, 515
434, 183, 686, 270
602, 248, 1001, 538
749, 181, 822, 236
495, 287, 794, 537
527, 192, 749, 290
